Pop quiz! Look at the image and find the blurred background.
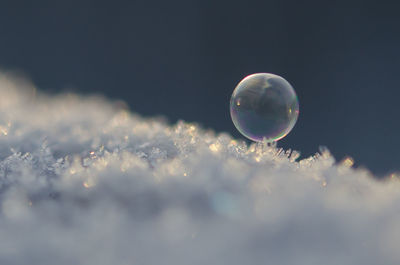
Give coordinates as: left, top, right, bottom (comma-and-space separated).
0, 0, 399, 175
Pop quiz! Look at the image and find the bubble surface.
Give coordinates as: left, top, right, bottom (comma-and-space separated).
230, 73, 299, 142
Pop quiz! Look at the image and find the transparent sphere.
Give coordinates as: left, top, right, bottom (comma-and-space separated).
230, 73, 299, 142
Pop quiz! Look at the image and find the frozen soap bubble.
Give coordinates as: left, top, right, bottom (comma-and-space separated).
230, 73, 299, 142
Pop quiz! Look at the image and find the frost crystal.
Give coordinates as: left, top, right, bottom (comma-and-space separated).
0, 72, 398, 265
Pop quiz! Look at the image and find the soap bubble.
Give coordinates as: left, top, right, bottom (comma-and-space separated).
230, 73, 299, 142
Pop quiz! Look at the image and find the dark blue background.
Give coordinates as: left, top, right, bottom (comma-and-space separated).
0, 0, 399, 175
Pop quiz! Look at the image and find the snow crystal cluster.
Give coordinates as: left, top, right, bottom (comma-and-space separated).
0, 72, 398, 265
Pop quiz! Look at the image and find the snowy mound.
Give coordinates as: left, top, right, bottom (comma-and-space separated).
0, 72, 398, 265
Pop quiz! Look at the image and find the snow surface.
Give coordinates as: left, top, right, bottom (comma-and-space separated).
0, 72, 398, 265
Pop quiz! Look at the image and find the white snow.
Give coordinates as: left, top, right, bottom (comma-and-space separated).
0, 71, 398, 265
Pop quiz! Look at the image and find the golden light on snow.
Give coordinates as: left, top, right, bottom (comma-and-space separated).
342, 156, 354, 167
209, 143, 221, 152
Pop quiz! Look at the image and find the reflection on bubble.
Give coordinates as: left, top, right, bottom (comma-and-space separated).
230, 73, 299, 142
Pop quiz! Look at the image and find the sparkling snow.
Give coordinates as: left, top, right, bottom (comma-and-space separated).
0, 72, 398, 265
